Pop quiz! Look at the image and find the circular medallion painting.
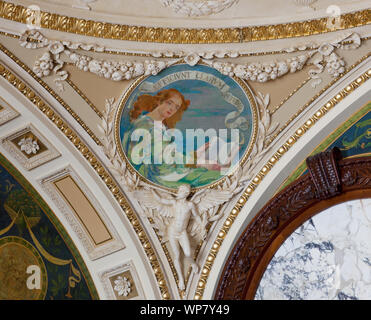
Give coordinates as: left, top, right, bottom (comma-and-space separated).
0, 236, 47, 300
116, 64, 257, 189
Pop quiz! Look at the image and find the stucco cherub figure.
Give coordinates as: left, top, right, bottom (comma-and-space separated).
135, 182, 238, 291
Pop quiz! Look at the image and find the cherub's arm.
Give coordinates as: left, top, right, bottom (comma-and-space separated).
190, 203, 202, 224
151, 189, 175, 205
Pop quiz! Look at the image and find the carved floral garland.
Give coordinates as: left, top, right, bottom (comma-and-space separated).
20, 30, 173, 91
20, 30, 361, 90
203, 32, 361, 87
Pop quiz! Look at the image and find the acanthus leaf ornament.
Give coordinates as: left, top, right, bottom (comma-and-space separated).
239, 92, 279, 185
98, 98, 140, 192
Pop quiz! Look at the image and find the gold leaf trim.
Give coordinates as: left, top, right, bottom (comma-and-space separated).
0, 1, 369, 44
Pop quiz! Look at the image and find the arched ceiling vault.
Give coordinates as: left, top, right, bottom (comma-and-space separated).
0, 0, 370, 300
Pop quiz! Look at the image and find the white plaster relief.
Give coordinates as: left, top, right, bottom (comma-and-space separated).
39, 166, 125, 261
72, 0, 98, 10
18, 136, 40, 155
0, 97, 20, 126
20, 30, 173, 91
160, 0, 239, 17
206, 32, 361, 87
113, 275, 131, 297
1, 125, 60, 171
100, 261, 144, 300
19, 30, 362, 90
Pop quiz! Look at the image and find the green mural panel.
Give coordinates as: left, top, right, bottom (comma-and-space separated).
281, 102, 370, 190
0, 153, 98, 300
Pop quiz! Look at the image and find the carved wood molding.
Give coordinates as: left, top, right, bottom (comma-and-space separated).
214, 153, 371, 300
306, 147, 342, 200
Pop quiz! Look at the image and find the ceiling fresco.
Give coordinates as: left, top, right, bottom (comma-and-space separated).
0, 0, 369, 300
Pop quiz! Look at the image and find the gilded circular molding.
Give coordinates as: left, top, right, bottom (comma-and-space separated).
114, 62, 258, 192
0, 1, 369, 44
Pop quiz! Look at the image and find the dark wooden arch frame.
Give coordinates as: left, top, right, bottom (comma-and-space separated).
214, 151, 371, 300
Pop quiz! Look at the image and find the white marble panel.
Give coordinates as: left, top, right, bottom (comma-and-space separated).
255, 198, 371, 300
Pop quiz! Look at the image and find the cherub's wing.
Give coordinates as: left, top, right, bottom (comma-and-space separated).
133, 189, 174, 219
133, 189, 174, 243
191, 188, 234, 214
188, 188, 234, 241
188, 190, 228, 242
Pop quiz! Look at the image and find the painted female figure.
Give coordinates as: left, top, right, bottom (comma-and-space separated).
122, 88, 222, 189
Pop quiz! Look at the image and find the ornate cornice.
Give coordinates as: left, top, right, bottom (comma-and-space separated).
0, 1, 369, 44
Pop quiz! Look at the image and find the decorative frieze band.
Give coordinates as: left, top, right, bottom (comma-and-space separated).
0, 1, 369, 43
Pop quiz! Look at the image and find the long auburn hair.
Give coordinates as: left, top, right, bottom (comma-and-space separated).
129, 88, 190, 128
